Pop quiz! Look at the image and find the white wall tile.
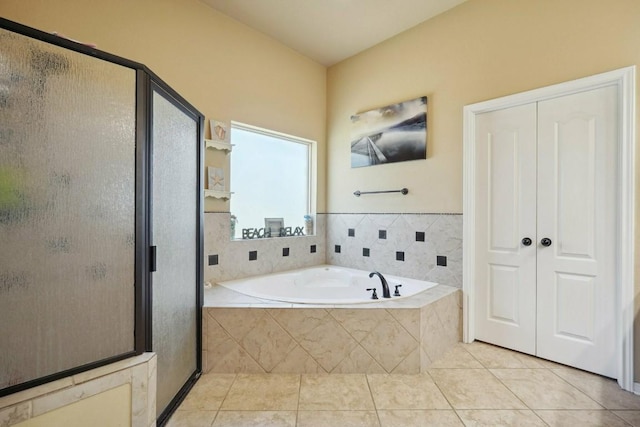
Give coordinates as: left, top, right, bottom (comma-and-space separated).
326, 214, 462, 288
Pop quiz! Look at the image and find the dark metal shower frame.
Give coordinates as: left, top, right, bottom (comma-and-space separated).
0, 18, 204, 424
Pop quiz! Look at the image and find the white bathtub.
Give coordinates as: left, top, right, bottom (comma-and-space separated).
216, 265, 437, 304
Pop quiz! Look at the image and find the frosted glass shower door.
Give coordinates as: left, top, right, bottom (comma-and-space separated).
0, 26, 136, 392
150, 85, 201, 420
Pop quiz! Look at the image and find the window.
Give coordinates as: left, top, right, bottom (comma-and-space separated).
230, 122, 313, 239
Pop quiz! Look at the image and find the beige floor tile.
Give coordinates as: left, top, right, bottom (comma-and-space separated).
428, 369, 526, 409
367, 374, 450, 409
220, 374, 300, 410
212, 411, 296, 427
377, 410, 463, 426
464, 341, 549, 369
428, 369, 525, 410
456, 409, 547, 426
166, 410, 217, 427
613, 410, 640, 426
297, 410, 380, 427
299, 374, 375, 410
490, 368, 602, 410
177, 374, 236, 411
526, 357, 566, 369
536, 410, 631, 427
551, 366, 640, 410
428, 344, 483, 369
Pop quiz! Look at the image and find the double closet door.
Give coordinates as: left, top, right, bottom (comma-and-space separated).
474, 85, 618, 378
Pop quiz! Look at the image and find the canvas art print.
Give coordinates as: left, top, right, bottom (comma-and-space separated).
350, 96, 427, 168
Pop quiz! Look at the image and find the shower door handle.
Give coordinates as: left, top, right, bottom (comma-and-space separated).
150, 246, 157, 272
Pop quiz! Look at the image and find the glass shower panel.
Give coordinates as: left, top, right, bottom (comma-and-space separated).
0, 28, 136, 389
151, 88, 198, 417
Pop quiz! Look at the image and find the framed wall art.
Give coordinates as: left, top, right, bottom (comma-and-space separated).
350, 96, 427, 168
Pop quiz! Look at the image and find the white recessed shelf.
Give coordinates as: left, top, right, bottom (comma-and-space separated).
205, 139, 232, 152
204, 189, 231, 200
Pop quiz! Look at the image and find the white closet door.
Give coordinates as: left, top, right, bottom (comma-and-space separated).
474, 103, 538, 355
536, 86, 618, 378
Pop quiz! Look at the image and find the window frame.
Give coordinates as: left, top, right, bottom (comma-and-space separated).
230, 121, 315, 239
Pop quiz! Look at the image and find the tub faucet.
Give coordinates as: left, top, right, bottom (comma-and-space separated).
369, 271, 391, 298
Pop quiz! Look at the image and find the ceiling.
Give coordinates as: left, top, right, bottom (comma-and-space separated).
201, 0, 467, 66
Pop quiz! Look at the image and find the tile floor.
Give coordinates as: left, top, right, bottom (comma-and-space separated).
167, 341, 640, 426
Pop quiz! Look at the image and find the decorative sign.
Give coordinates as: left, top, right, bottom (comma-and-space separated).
242, 228, 271, 239
241, 226, 305, 239
280, 227, 305, 237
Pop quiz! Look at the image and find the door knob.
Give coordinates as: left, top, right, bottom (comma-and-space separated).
521, 237, 532, 246
541, 238, 552, 247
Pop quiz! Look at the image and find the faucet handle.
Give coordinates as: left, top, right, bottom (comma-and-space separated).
366, 288, 379, 300
394, 284, 402, 296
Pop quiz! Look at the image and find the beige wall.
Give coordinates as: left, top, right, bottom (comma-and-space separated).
0, 0, 327, 213
326, 0, 640, 214
327, 0, 640, 380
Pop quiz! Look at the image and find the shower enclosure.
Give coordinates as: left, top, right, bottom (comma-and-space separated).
0, 18, 203, 425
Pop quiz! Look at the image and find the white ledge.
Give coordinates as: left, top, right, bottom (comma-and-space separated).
205, 139, 232, 152
204, 189, 231, 200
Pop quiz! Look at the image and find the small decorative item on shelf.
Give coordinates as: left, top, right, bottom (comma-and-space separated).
265, 217, 284, 237
230, 215, 238, 239
304, 214, 313, 235
208, 167, 225, 191
210, 119, 228, 142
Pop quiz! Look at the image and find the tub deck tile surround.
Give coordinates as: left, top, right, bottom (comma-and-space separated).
203, 285, 461, 374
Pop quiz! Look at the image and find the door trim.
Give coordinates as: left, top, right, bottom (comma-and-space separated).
462, 66, 636, 390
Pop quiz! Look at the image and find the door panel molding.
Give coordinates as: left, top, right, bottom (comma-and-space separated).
473, 103, 538, 355
488, 264, 520, 324
555, 117, 597, 259
488, 131, 520, 251
554, 272, 596, 342
463, 66, 636, 390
